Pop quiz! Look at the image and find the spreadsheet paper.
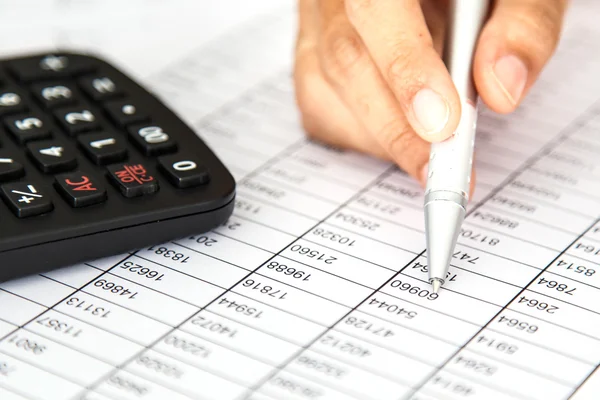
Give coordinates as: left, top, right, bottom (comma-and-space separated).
0, 1, 600, 399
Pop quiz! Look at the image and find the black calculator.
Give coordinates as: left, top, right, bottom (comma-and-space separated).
0, 52, 235, 282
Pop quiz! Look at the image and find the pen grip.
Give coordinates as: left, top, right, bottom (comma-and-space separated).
425, 102, 477, 199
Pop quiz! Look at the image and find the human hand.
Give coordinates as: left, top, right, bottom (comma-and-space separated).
293, 0, 568, 193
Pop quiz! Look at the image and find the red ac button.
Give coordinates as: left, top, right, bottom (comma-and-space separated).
65, 175, 97, 191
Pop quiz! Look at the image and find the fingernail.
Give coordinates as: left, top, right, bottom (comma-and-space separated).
419, 163, 429, 186
411, 88, 450, 135
492, 54, 528, 105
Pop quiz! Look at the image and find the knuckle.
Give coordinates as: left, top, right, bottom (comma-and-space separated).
344, 0, 374, 22
385, 50, 425, 101
320, 24, 365, 83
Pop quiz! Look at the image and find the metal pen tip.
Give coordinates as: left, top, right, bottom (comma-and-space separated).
431, 278, 442, 294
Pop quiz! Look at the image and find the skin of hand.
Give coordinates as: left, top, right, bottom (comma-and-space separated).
293, 0, 569, 196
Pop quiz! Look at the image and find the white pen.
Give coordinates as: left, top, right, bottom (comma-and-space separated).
425, 0, 490, 294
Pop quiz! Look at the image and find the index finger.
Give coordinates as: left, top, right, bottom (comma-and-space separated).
345, 0, 461, 142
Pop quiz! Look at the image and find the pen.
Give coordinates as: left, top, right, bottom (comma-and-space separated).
425, 0, 490, 294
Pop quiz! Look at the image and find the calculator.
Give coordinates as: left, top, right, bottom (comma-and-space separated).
0, 52, 235, 282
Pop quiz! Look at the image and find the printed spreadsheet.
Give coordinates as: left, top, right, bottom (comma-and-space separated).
0, 1, 599, 399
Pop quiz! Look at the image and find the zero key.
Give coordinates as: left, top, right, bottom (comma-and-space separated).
158, 154, 209, 188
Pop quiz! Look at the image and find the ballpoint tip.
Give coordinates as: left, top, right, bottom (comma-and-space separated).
431, 279, 441, 294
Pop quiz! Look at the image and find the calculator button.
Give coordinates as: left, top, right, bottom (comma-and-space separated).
4, 113, 52, 143
78, 132, 128, 165
53, 106, 99, 135
27, 140, 77, 173
54, 172, 107, 208
103, 99, 148, 126
1, 182, 53, 218
127, 124, 177, 156
158, 154, 209, 188
79, 76, 122, 100
7, 54, 96, 82
0, 157, 25, 181
0, 87, 27, 116
107, 163, 158, 198
31, 82, 79, 108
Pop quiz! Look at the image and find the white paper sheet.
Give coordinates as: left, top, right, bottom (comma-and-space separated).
0, 1, 599, 399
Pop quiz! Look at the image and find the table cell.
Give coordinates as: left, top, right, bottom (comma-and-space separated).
459, 221, 559, 267
509, 289, 600, 339
467, 328, 593, 385
180, 310, 298, 366
0, 352, 82, 400
529, 165, 600, 200
485, 190, 592, 233
0, 275, 73, 308
568, 238, 600, 265
381, 275, 500, 325
256, 256, 373, 306
134, 243, 250, 287
287, 349, 411, 400
418, 370, 523, 400
54, 292, 171, 346
373, 173, 423, 209
126, 349, 247, 399
547, 254, 600, 289
173, 232, 274, 273
238, 176, 338, 220
532, 271, 600, 312
308, 222, 420, 270
0, 290, 46, 326
79, 391, 113, 400
571, 366, 600, 400
233, 193, 318, 235
336, 310, 457, 365
110, 255, 224, 307
474, 163, 510, 188
206, 292, 324, 345
43, 263, 104, 288
259, 369, 358, 400
261, 163, 357, 203
214, 214, 297, 253
210, 145, 265, 172
246, 393, 279, 400
467, 204, 577, 249
446, 349, 573, 400
0, 330, 112, 386
87, 253, 131, 271
489, 310, 600, 364
293, 141, 388, 174
281, 238, 398, 288
232, 273, 349, 326
82, 273, 199, 326
25, 309, 143, 365
0, 387, 28, 400
403, 256, 522, 306
326, 209, 425, 254
348, 193, 422, 230
154, 329, 272, 387
312, 329, 432, 387
356, 292, 479, 345
586, 221, 600, 242
96, 370, 192, 400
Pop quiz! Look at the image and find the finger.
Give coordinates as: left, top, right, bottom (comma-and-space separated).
474, 0, 569, 113
295, 0, 389, 159
316, 0, 431, 182
345, 0, 461, 142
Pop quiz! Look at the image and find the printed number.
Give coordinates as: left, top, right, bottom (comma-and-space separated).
454, 356, 497, 376
411, 261, 458, 282
148, 246, 189, 263
35, 317, 82, 337
242, 279, 287, 300
189, 235, 217, 246
163, 335, 210, 358
235, 199, 261, 214
7, 335, 45, 355
93, 279, 137, 299
518, 296, 558, 313
389, 280, 438, 300
344, 316, 394, 338
334, 212, 379, 231
556, 259, 595, 277
265, 261, 310, 281
136, 355, 182, 378
217, 298, 262, 318
311, 228, 355, 246
460, 229, 499, 246
574, 242, 600, 256
476, 335, 518, 355
289, 245, 337, 264
497, 316, 538, 333
537, 277, 576, 295
65, 297, 110, 318
190, 316, 237, 338
120, 261, 164, 281
296, 356, 345, 378
320, 335, 371, 357
367, 298, 417, 318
